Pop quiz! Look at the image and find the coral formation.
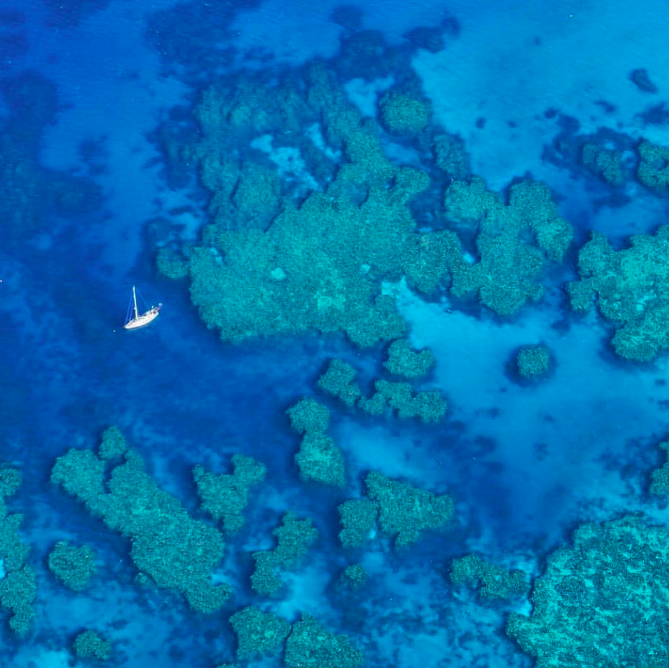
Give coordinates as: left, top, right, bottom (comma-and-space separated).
366, 472, 454, 547
287, 399, 346, 487
450, 554, 527, 600
317, 360, 361, 407
650, 441, 669, 495
73, 630, 112, 661
637, 140, 669, 194
507, 516, 669, 667
287, 398, 330, 435
98, 426, 128, 461
358, 380, 447, 422
342, 564, 368, 589
284, 614, 363, 668
378, 91, 431, 134
568, 227, 669, 361
295, 432, 346, 488
338, 499, 378, 548
581, 143, 624, 186
51, 429, 230, 613
338, 474, 453, 548
444, 176, 572, 315
431, 132, 470, 179
193, 454, 266, 532
383, 339, 435, 379
166, 64, 464, 347
47, 542, 96, 592
156, 246, 190, 281
229, 606, 291, 660
516, 346, 551, 379
0, 467, 36, 637
251, 513, 318, 596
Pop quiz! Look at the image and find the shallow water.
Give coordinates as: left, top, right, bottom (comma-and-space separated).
2, 0, 669, 666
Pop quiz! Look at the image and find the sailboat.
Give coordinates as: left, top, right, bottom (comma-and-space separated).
124, 285, 162, 330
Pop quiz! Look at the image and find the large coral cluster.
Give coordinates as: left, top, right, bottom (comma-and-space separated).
250, 513, 318, 596
51, 427, 230, 613
507, 516, 669, 667
229, 608, 362, 668
287, 398, 346, 487
317, 357, 446, 423
338, 472, 453, 548
193, 454, 266, 532
444, 176, 572, 315
47, 542, 96, 592
568, 226, 669, 361
163, 64, 466, 346
450, 554, 527, 600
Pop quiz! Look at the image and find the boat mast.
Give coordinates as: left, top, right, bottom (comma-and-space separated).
132, 285, 139, 320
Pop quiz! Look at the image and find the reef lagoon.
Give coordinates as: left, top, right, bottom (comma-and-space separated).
3, 0, 669, 666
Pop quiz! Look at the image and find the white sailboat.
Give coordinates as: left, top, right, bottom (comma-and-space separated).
124, 285, 162, 330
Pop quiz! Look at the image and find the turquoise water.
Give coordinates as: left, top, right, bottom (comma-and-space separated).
2, 0, 669, 666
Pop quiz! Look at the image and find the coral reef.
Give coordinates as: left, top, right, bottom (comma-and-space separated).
338, 474, 453, 548
295, 432, 346, 488
98, 426, 128, 461
287, 399, 346, 487
317, 360, 361, 407
383, 339, 435, 379
51, 429, 230, 613
229, 606, 291, 660
450, 554, 527, 600
358, 380, 447, 422
338, 499, 378, 548
650, 441, 669, 495
47, 542, 96, 592
431, 132, 470, 179
516, 346, 551, 379
444, 176, 572, 315
156, 246, 190, 281
581, 143, 624, 186
169, 64, 463, 347
378, 91, 431, 134
568, 227, 669, 361
365, 472, 454, 547
193, 454, 266, 532
73, 630, 112, 661
341, 564, 368, 589
284, 614, 363, 668
507, 516, 669, 667
251, 513, 318, 596
287, 398, 331, 434
637, 141, 669, 194
0, 467, 36, 637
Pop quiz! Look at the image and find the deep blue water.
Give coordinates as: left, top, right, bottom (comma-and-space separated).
3, 0, 669, 666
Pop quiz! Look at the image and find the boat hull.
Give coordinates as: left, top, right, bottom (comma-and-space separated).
124, 308, 161, 330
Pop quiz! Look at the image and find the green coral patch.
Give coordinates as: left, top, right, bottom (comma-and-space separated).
251, 513, 318, 596
193, 454, 266, 533
507, 516, 669, 666
51, 430, 230, 613
48, 542, 96, 592
365, 472, 453, 547
568, 226, 669, 361
285, 614, 363, 668
229, 606, 290, 660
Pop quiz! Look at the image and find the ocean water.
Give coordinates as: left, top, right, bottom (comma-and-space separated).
2, 0, 669, 666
